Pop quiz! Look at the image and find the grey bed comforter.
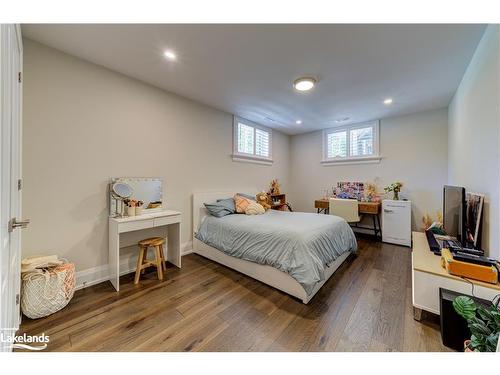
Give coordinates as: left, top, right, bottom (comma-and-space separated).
195, 210, 357, 295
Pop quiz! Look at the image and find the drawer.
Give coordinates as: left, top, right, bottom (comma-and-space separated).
118, 219, 154, 233
358, 203, 380, 214
154, 215, 181, 227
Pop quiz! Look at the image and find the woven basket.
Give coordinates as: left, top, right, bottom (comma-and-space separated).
21, 262, 75, 319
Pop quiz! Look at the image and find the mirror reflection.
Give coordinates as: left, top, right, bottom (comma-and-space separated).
109, 177, 163, 217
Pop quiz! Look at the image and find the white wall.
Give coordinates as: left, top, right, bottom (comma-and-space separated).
448, 25, 500, 258
289, 109, 449, 231
22, 39, 290, 275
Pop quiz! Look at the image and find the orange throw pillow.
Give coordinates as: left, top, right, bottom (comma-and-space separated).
234, 194, 252, 213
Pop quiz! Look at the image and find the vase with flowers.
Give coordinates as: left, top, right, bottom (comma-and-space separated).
384, 182, 403, 200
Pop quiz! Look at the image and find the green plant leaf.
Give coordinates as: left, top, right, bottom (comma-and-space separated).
485, 332, 499, 352
469, 321, 492, 337
453, 296, 476, 321
477, 306, 494, 323
491, 309, 500, 328
469, 334, 483, 351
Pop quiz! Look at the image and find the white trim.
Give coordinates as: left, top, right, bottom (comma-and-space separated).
75, 241, 193, 290
232, 116, 273, 164
231, 155, 273, 166
321, 155, 383, 166
322, 120, 380, 163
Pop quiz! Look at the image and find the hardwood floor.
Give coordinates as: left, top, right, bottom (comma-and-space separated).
17, 237, 451, 352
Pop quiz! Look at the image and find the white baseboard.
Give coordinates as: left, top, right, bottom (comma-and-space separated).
75, 241, 193, 290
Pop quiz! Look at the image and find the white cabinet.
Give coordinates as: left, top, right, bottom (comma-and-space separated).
382, 199, 411, 246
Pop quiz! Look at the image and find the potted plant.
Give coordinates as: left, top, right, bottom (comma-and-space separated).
453, 295, 500, 352
384, 182, 403, 200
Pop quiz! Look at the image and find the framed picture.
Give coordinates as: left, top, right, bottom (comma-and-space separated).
465, 192, 484, 249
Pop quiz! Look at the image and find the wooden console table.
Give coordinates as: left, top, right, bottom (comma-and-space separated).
315, 199, 381, 238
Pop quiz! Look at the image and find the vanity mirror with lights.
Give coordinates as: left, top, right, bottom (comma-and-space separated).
109, 177, 163, 217
108, 177, 181, 291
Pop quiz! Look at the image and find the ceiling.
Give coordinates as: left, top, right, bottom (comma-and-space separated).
22, 24, 486, 135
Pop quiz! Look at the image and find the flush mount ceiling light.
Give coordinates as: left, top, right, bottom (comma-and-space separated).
296, 120, 302, 125
335, 117, 350, 123
383, 98, 393, 105
293, 77, 316, 92
163, 50, 177, 61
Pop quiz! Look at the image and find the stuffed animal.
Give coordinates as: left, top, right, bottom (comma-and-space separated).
256, 191, 271, 211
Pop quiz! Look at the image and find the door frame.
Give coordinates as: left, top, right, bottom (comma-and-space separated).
0, 24, 23, 352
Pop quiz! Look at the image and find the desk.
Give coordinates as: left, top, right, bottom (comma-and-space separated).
109, 210, 181, 291
412, 231, 500, 319
314, 199, 381, 238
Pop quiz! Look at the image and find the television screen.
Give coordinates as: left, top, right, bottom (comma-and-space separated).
443, 186, 465, 241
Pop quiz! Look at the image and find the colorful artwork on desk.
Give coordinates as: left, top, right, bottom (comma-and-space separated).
336, 182, 365, 201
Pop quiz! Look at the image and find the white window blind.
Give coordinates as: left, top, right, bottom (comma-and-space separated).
255, 128, 270, 157
322, 121, 380, 164
327, 131, 347, 158
349, 126, 373, 156
237, 123, 254, 155
233, 117, 273, 164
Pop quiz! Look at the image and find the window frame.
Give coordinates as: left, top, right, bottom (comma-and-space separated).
232, 116, 273, 165
322, 120, 381, 165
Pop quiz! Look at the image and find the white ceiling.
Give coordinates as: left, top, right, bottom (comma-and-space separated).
22, 24, 486, 135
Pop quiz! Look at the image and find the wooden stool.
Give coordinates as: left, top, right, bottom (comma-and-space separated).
134, 237, 167, 284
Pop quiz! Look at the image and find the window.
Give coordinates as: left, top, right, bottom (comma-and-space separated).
233, 117, 273, 164
322, 121, 380, 164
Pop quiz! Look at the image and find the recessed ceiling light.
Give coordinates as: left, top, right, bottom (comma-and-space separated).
335, 117, 350, 123
293, 77, 316, 92
163, 50, 177, 61
296, 120, 302, 125
383, 98, 393, 105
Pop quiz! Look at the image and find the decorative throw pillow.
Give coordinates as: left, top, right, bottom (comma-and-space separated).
204, 202, 233, 218
234, 194, 252, 213
236, 193, 256, 201
245, 201, 265, 215
216, 198, 236, 213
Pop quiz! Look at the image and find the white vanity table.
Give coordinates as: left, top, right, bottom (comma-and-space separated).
108, 210, 181, 291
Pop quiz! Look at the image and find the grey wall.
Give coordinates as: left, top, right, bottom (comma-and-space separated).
448, 25, 500, 258
22, 39, 291, 272
289, 109, 449, 231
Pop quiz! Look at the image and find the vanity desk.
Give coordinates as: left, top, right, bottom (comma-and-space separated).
108, 210, 181, 291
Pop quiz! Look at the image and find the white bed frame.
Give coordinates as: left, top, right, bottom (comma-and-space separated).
192, 191, 352, 304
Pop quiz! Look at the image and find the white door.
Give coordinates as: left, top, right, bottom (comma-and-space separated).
0, 24, 24, 352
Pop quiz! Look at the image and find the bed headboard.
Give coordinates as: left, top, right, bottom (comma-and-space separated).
192, 190, 257, 239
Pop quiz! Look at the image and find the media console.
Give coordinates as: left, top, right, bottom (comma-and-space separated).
411, 231, 500, 320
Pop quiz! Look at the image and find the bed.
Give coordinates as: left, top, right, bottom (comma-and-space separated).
192, 191, 357, 304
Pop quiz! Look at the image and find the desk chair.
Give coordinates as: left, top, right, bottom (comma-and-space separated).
329, 198, 362, 224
